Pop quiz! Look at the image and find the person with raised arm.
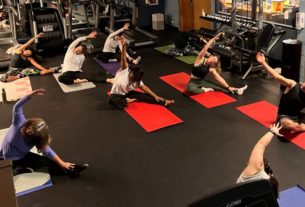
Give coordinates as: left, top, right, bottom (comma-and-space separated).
186, 33, 247, 95
108, 36, 174, 109
58, 31, 112, 85
0, 33, 57, 82
237, 123, 282, 198
257, 52, 305, 133
0, 89, 88, 177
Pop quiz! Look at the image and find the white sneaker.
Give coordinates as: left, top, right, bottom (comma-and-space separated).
133, 56, 141, 64
201, 87, 214, 92
109, 58, 118, 62
237, 85, 248, 95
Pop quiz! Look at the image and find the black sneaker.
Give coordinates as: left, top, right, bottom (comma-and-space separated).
13, 167, 34, 176
67, 164, 89, 178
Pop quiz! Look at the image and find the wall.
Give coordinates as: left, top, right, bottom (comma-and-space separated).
298, 0, 305, 81
164, 0, 179, 27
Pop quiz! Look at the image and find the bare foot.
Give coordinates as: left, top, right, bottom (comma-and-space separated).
106, 78, 115, 84
201, 87, 214, 92
126, 98, 137, 103
74, 79, 88, 84
164, 100, 175, 106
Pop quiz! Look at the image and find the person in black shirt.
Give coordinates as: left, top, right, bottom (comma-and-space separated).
186, 34, 247, 95
257, 52, 305, 132
0, 33, 56, 82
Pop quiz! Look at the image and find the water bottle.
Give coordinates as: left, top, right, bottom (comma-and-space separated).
2, 88, 7, 104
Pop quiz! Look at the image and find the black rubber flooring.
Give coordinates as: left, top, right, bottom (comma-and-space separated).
1, 28, 305, 207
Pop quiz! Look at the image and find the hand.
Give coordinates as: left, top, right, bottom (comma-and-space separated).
270, 122, 283, 137
155, 96, 165, 102
87, 31, 97, 39
61, 162, 75, 170
123, 23, 130, 30
36, 33, 44, 39
256, 52, 265, 64
28, 88, 46, 97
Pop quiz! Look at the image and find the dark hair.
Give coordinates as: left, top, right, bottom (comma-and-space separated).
128, 66, 144, 87
21, 118, 51, 153
76, 42, 87, 53
264, 159, 279, 198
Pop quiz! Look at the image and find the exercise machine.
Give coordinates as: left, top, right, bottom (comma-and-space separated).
0, 0, 18, 68
106, 0, 157, 47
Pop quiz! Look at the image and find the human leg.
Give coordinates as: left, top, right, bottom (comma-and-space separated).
186, 78, 213, 94
108, 93, 128, 109
279, 116, 305, 133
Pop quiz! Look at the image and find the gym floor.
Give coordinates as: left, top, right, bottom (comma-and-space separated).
1, 28, 305, 207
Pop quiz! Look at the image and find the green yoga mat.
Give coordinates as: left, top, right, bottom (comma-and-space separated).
154, 45, 197, 65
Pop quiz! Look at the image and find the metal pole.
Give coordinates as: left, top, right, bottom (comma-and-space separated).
109, 0, 115, 31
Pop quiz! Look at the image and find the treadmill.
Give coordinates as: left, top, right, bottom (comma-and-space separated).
106, 0, 157, 47
64, 0, 105, 54
0, 0, 18, 68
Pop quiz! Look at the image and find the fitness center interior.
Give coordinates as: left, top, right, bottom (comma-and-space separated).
1, 0, 305, 206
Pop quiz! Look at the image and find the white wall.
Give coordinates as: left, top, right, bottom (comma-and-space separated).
164, 0, 179, 27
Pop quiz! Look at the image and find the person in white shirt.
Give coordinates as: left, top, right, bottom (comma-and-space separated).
96, 23, 141, 64
237, 123, 282, 198
58, 31, 112, 85
108, 36, 174, 109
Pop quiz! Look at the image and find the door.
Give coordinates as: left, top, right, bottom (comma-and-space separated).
179, 0, 194, 32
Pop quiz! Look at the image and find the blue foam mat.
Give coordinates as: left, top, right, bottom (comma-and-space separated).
16, 179, 53, 197
278, 185, 305, 207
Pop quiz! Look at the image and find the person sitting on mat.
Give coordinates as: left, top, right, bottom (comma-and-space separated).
257, 52, 305, 132
0, 33, 57, 83
0, 89, 88, 177
58, 31, 113, 85
237, 123, 282, 198
185, 33, 247, 95
108, 36, 174, 109
96, 23, 141, 64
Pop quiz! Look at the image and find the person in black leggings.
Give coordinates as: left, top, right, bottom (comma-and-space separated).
257, 52, 305, 133
108, 36, 174, 110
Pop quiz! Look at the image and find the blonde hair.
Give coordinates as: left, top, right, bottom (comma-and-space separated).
21, 118, 51, 153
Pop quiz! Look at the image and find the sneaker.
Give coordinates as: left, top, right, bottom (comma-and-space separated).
237, 85, 248, 95
109, 58, 118, 62
133, 56, 141, 64
67, 163, 89, 178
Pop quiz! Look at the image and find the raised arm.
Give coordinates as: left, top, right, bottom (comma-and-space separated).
120, 36, 128, 70
12, 89, 45, 126
108, 23, 129, 39
195, 34, 220, 65
242, 123, 282, 176
256, 52, 296, 88
15, 33, 43, 54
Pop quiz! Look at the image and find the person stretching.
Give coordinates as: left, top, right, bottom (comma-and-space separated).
96, 23, 141, 64
0, 89, 88, 177
58, 31, 112, 85
0, 33, 56, 82
108, 36, 174, 109
257, 52, 305, 133
186, 34, 247, 95
237, 123, 282, 198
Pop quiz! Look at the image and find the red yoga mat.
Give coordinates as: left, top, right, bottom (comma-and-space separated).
236, 100, 305, 150
107, 92, 183, 132
160, 72, 236, 108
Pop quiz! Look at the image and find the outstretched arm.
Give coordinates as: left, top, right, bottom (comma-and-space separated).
15, 33, 43, 54
12, 89, 45, 126
120, 36, 128, 70
28, 57, 48, 71
43, 146, 75, 170
242, 123, 282, 176
195, 34, 220, 65
256, 52, 295, 88
108, 23, 129, 39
